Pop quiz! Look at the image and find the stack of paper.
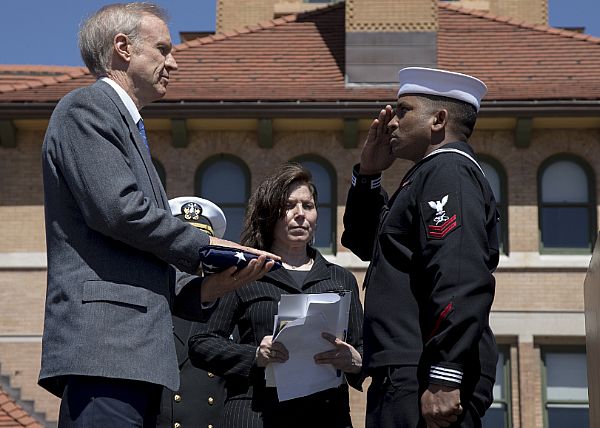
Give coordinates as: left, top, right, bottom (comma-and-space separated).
266, 291, 351, 401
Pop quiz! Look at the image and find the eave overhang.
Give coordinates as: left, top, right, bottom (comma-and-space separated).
1, 100, 600, 119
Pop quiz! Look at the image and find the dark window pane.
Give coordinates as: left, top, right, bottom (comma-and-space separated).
482, 406, 507, 428
201, 162, 247, 203
548, 407, 589, 428
301, 160, 331, 202
314, 207, 331, 249
542, 207, 589, 248
222, 207, 246, 242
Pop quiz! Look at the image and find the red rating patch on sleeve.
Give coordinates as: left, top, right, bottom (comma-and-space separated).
420, 192, 461, 240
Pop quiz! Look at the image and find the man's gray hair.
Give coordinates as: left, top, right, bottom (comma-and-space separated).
79, 2, 169, 77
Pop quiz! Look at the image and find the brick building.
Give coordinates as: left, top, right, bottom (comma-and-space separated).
0, 0, 598, 426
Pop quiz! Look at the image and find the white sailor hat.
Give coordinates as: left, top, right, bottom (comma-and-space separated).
397, 67, 487, 111
168, 196, 227, 239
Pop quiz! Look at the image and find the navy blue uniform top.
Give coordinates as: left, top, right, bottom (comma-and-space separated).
342, 141, 499, 388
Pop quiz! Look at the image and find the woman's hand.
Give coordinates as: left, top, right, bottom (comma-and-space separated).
255, 335, 289, 367
313, 332, 362, 374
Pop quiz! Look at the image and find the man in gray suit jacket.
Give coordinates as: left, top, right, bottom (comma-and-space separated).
40, 3, 276, 427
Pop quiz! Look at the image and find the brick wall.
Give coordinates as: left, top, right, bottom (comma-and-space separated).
217, 0, 278, 33
489, 0, 547, 25
1, 121, 596, 427
346, 0, 438, 32
0, 342, 59, 423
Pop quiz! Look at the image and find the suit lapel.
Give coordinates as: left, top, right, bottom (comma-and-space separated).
95, 80, 166, 209
301, 252, 331, 289
265, 267, 302, 293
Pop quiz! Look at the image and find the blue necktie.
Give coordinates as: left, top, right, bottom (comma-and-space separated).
136, 119, 150, 154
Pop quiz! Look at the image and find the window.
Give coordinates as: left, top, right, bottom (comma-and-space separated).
292, 156, 336, 253
482, 347, 511, 428
195, 156, 250, 242
152, 158, 166, 190
538, 156, 595, 252
480, 157, 507, 254
542, 347, 589, 427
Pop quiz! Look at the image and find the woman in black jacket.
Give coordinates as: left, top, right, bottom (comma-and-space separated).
189, 163, 364, 428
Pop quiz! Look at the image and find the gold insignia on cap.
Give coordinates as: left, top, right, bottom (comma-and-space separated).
182, 202, 202, 221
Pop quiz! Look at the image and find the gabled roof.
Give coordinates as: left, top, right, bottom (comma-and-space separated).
0, 387, 43, 428
438, 3, 600, 100
1, 1, 600, 104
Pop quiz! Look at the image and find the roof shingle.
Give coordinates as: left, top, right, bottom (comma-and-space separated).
1, 2, 599, 103
0, 388, 43, 428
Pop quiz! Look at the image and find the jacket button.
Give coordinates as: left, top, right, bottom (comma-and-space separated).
208, 397, 214, 405
207, 372, 215, 378
174, 423, 181, 428
174, 394, 182, 403
208, 425, 214, 428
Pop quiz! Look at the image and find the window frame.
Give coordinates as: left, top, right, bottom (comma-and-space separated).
290, 155, 337, 255
478, 155, 509, 255
540, 345, 589, 428
537, 154, 596, 254
195, 154, 251, 241
482, 344, 512, 428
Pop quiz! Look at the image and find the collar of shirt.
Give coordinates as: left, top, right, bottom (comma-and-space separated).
100, 77, 141, 124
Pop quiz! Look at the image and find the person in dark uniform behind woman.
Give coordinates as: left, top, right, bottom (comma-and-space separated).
342, 68, 500, 428
157, 196, 229, 428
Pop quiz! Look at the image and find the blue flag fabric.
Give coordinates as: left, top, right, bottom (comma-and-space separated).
199, 245, 282, 274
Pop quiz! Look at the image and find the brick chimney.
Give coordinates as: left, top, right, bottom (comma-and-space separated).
345, 0, 438, 84
217, 0, 278, 33
216, 0, 327, 33
442, 0, 547, 25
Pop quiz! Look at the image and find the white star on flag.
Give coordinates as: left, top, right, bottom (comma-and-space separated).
235, 251, 247, 263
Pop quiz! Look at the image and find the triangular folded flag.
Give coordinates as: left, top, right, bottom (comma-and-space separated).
199, 245, 282, 274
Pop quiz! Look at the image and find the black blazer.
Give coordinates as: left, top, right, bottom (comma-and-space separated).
188, 249, 364, 428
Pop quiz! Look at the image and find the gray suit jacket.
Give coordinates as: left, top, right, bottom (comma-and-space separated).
40, 80, 210, 397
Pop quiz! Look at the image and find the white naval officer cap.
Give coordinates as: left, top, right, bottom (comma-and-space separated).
168, 196, 227, 239
397, 67, 487, 112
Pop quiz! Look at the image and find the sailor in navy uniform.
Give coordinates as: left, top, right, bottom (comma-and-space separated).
157, 196, 228, 428
342, 68, 500, 428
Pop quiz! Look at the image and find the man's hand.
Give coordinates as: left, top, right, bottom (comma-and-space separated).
421, 384, 463, 428
313, 332, 362, 374
255, 335, 289, 367
208, 236, 281, 261
199, 255, 274, 303
359, 104, 395, 175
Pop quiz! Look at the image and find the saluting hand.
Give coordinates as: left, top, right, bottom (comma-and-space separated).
313, 332, 362, 374
421, 384, 463, 428
256, 335, 289, 367
359, 104, 395, 175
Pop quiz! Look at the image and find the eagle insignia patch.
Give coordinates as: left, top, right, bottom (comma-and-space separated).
420, 192, 461, 239
182, 202, 201, 221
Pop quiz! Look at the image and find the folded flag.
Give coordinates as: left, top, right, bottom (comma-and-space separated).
199, 245, 282, 274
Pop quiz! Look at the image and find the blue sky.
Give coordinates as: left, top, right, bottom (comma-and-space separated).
0, 0, 598, 66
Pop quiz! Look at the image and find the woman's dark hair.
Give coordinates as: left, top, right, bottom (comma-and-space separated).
241, 163, 317, 250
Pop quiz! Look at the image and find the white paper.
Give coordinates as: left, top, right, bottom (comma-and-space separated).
265, 291, 352, 401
